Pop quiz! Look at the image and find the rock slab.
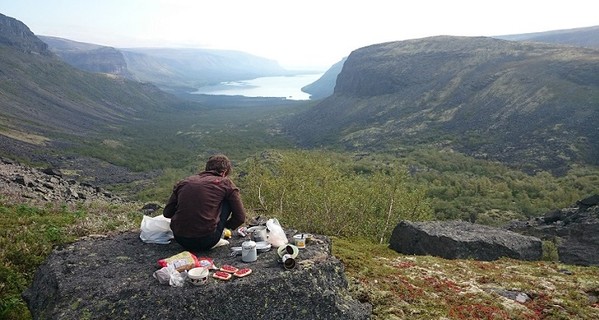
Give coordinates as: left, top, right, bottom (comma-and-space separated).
506, 195, 599, 266
22, 231, 370, 320
389, 220, 542, 261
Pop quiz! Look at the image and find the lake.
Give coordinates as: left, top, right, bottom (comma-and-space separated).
192, 73, 324, 100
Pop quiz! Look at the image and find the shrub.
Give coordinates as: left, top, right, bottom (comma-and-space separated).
236, 150, 432, 243
542, 240, 560, 262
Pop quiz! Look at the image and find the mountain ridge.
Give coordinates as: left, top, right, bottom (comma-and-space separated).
0, 13, 183, 169
495, 25, 599, 48
39, 36, 294, 93
285, 36, 599, 175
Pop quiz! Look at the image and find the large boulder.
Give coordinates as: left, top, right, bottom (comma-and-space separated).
506, 195, 599, 266
389, 220, 542, 261
22, 231, 370, 320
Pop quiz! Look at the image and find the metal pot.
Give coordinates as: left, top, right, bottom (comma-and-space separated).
248, 226, 268, 242
241, 240, 257, 262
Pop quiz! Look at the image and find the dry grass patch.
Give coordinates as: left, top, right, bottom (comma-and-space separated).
0, 128, 49, 145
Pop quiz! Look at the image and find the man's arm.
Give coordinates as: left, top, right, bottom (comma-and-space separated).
163, 190, 178, 218
224, 189, 246, 230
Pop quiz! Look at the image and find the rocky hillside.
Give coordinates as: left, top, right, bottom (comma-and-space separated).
285, 36, 599, 175
0, 14, 187, 170
0, 157, 127, 204
0, 15, 178, 134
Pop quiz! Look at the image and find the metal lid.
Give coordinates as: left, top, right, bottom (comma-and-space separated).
242, 240, 256, 249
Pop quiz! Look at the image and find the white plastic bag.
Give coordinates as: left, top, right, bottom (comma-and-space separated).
140, 214, 173, 244
153, 264, 185, 287
266, 218, 288, 248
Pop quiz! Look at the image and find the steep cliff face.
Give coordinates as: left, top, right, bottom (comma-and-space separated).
40, 36, 131, 76
0, 13, 51, 55
301, 57, 346, 99
285, 36, 599, 174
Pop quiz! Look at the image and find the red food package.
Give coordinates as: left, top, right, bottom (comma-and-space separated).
157, 251, 200, 272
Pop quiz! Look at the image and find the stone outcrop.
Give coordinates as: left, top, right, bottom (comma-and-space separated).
23, 230, 371, 320
506, 195, 599, 266
389, 220, 542, 261
0, 13, 51, 55
0, 157, 123, 203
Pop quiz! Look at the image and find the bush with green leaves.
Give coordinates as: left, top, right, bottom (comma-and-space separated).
236, 150, 433, 243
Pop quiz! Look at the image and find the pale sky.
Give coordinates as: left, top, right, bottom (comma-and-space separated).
1, 0, 597, 70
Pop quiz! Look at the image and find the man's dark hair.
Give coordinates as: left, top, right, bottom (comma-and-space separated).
205, 154, 232, 176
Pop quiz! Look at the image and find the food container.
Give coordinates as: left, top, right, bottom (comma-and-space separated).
293, 234, 306, 248
241, 240, 257, 262
187, 267, 209, 285
304, 233, 314, 243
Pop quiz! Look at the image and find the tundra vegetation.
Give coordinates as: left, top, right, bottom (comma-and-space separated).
2, 145, 599, 319
2, 100, 599, 319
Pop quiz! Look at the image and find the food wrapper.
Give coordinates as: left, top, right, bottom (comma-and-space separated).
197, 256, 218, 270
157, 251, 200, 272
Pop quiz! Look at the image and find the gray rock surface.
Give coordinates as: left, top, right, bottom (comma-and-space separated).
506, 195, 599, 266
0, 157, 123, 203
389, 220, 542, 261
22, 230, 371, 320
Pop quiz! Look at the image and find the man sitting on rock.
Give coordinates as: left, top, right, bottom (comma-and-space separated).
163, 154, 246, 251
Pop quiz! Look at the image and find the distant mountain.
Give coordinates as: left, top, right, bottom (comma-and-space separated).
285, 36, 599, 175
495, 25, 599, 49
121, 47, 290, 92
302, 25, 599, 108
39, 36, 292, 93
301, 57, 346, 99
40, 36, 131, 77
0, 14, 178, 160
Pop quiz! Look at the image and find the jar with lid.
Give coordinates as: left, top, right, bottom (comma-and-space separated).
241, 240, 257, 262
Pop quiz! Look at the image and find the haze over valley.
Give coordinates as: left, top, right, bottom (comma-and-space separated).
1, 10, 598, 207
